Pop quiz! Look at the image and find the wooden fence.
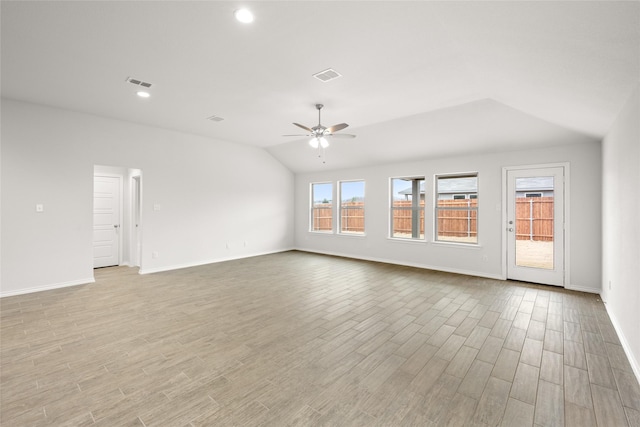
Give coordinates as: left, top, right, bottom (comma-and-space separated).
515, 196, 554, 241
311, 203, 333, 231
391, 201, 425, 236
436, 199, 478, 238
312, 197, 553, 240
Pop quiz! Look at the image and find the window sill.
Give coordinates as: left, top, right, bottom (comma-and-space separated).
337, 232, 366, 238
430, 240, 482, 249
387, 237, 427, 245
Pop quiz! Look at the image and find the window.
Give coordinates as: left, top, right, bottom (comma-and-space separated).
339, 180, 365, 235
390, 177, 425, 240
435, 173, 478, 243
310, 182, 333, 232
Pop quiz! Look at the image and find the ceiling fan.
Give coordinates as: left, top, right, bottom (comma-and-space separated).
284, 104, 356, 149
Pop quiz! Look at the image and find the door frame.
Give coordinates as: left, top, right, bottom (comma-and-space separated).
130, 174, 142, 268
93, 173, 124, 267
501, 162, 570, 287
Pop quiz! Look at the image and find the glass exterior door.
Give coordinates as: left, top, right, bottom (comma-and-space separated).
507, 167, 564, 286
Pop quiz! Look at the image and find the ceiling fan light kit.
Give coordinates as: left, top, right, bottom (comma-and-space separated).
309, 136, 329, 149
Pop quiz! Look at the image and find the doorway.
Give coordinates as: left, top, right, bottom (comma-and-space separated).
93, 175, 121, 268
93, 166, 143, 270
505, 165, 566, 287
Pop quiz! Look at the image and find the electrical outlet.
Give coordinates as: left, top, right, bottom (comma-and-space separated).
152, 251, 159, 259
482, 255, 488, 262
36, 204, 44, 213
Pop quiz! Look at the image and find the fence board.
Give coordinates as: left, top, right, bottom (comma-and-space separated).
312, 197, 553, 240
515, 197, 554, 241
436, 199, 478, 238
392, 201, 425, 235
312, 204, 332, 231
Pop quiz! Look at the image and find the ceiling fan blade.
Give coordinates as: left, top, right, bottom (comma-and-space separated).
282, 134, 311, 137
327, 133, 356, 139
293, 122, 313, 132
327, 123, 349, 133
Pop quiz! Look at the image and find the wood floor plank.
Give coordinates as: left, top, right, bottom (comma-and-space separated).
492, 348, 521, 382
564, 339, 588, 370
565, 401, 597, 427
0, 251, 636, 427
445, 345, 479, 378
585, 352, 617, 389
591, 383, 629, 426
477, 335, 505, 365
612, 368, 640, 411
540, 349, 564, 385
501, 397, 534, 427
473, 376, 512, 426
534, 379, 564, 426
520, 338, 544, 367
458, 359, 494, 400
564, 365, 594, 409
510, 363, 540, 405
503, 327, 527, 352
544, 328, 565, 354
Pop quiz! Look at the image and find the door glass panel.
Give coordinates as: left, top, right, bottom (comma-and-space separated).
515, 177, 554, 269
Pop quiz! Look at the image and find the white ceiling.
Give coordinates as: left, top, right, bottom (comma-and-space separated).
2, 1, 639, 173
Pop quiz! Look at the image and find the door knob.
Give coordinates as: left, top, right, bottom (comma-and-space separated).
114, 224, 120, 229
508, 228, 513, 232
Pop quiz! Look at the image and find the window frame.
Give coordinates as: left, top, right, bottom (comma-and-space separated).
434, 172, 479, 245
338, 179, 366, 236
389, 176, 426, 241
309, 181, 334, 233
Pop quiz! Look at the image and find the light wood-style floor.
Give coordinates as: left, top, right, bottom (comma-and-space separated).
1, 251, 639, 426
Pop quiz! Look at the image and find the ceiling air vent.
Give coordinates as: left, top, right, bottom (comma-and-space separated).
313, 68, 342, 82
206, 115, 224, 122
126, 77, 153, 88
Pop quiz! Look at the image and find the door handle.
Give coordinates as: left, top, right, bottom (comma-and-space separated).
508, 228, 513, 232
114, 224, 120, 229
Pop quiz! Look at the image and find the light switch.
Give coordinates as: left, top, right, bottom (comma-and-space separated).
36, 204, 44, 213
153, 203, 161, 211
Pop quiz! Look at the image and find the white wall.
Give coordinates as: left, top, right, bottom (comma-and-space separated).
295, 141, 602, 293
1, 99, 294, 296
601, 83, 640, 379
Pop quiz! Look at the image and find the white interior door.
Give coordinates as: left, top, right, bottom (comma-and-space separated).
507, 166, 565, 286
93, 175, 121, 268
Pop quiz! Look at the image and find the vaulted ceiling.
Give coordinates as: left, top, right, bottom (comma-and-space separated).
2, 1, 639, 172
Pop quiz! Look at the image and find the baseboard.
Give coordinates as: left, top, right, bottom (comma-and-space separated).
604, 302, 640, 385
565, 283, 601, 294
139, 248, 295, 275
294, 247, 504, 281
0, 277, 96, 298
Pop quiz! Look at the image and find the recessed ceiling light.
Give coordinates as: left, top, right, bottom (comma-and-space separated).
234, 8, 254, 23
136, 91, 150, 98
